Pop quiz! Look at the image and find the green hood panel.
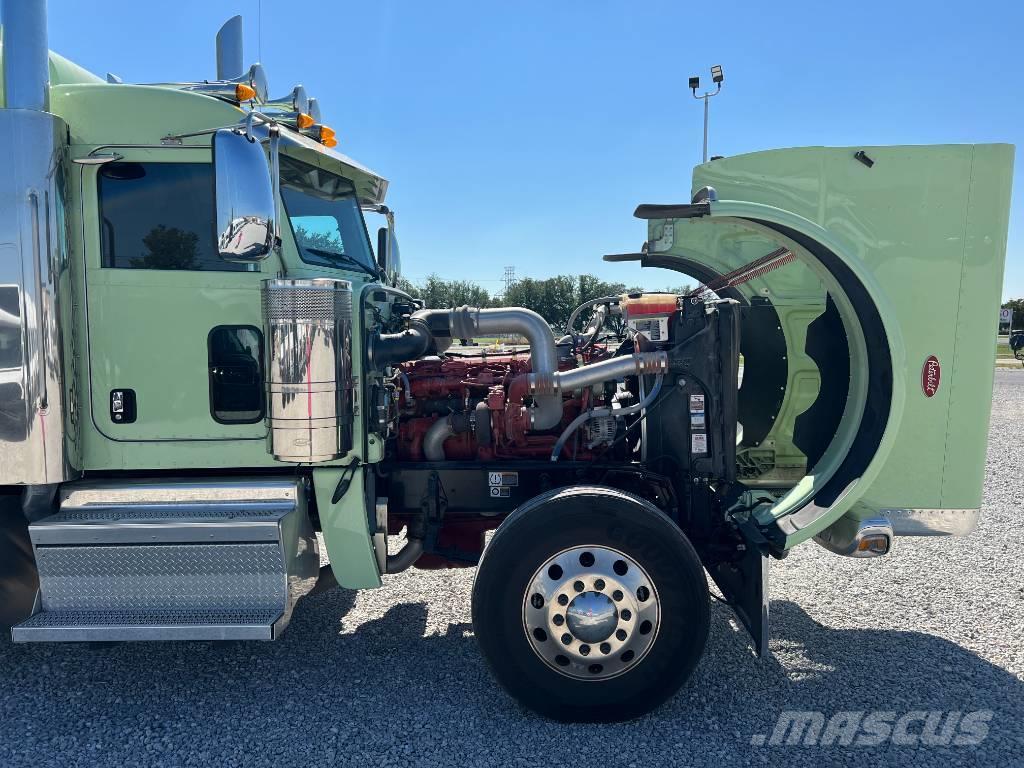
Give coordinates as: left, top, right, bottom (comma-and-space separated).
643, 144, 1014, 549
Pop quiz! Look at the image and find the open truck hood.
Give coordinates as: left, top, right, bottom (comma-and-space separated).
621, 144, 1014, 552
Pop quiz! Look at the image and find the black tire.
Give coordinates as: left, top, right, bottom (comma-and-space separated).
472, 485, 709, 722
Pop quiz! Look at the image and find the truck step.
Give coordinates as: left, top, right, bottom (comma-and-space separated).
12, 478, 319, 643
14, 608, 281, 641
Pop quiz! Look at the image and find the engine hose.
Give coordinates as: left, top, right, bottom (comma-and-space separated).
549, 373, 664, 462
565, 295, 620, 346
370, 317, 433, 367
396, 371, 412, 403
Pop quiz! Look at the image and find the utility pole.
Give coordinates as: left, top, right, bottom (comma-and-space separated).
689, 65, 725, 163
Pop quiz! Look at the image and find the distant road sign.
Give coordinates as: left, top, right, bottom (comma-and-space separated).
1000, 308, 1013, 326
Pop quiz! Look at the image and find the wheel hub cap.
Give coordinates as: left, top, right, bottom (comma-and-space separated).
566, 592, 618, 643
522, 545, 660, 681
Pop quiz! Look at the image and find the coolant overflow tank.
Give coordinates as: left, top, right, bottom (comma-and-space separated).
262, 278, 354, 462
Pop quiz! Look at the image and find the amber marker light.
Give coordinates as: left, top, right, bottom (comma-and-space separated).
296, 112, 315, 130
857, 535, 890, 555
235, 83, 257, 102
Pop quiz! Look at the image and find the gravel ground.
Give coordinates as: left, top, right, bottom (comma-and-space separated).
1, 372, 1022, 767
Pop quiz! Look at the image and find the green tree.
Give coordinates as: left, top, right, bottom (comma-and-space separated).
410, 272, 695, 333
293, 225, 344, 254
395, 275, 420, 298
416, 273, 495, 308
131, 225, 199, 270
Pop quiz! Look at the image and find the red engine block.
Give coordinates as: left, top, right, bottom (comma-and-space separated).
396, 349, 608, 462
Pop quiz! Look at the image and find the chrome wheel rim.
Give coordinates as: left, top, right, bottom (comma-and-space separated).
522, 545, 660, 680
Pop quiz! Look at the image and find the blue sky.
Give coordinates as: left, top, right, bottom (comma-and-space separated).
49, 0, 1022, 299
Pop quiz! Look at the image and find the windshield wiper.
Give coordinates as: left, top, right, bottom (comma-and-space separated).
301, 247, 380, 279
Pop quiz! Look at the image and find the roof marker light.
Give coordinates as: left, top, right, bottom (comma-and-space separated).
235, 83, 257, 102
296, 112, 315, 130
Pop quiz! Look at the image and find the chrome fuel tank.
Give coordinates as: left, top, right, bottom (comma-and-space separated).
262, 278, 353, 462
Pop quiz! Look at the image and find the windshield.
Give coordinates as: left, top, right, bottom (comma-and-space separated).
279, 155, 377, 274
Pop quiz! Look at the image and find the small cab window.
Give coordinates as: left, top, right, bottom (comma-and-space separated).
98, 162, 250, 272
208, 326, 264, 424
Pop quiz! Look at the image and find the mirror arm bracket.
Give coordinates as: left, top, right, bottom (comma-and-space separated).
268, 124, 282, 246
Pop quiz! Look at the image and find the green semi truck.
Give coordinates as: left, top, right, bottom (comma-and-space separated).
0, 3, 1013, 722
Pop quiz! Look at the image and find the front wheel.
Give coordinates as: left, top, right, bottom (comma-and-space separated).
472, 486, 709, 722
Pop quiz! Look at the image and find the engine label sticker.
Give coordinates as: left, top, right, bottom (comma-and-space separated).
488, 471, 518, 487
691, 433, 708, 454
690, 413, 705, 428
689, 394, 705, 412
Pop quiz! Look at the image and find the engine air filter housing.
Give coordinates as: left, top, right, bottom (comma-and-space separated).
262, 278, 353, 462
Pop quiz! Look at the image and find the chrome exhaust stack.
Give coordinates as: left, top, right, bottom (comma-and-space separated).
1, 0, 50, 111
215, 15, 244, 81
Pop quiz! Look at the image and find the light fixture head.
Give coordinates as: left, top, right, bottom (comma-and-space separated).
265, 85, 309, 115
711, 65, 724, 84
307, 97, 322, 124
688, 75, 700, 90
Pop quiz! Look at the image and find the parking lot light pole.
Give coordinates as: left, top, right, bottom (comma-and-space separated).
690, 65, 725, 163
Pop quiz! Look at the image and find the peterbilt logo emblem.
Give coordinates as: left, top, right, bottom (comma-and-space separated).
922, 355, 941, 397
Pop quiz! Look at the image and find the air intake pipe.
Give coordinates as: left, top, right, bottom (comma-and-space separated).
504, 351, 668, 441
369, 305, 561, 424
369, 308, 456, 368
448, 306, 563, 429
445, 307, 668, 407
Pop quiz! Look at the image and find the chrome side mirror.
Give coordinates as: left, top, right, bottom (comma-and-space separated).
213, 128, 275, 262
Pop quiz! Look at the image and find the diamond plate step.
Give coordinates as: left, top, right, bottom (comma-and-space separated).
14, 608, 281, 641
28, 503, 292, 545
12, 478, 319, 643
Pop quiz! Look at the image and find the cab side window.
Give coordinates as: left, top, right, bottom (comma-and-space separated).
98, 162, 250, 272
208, 326, 264, 424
